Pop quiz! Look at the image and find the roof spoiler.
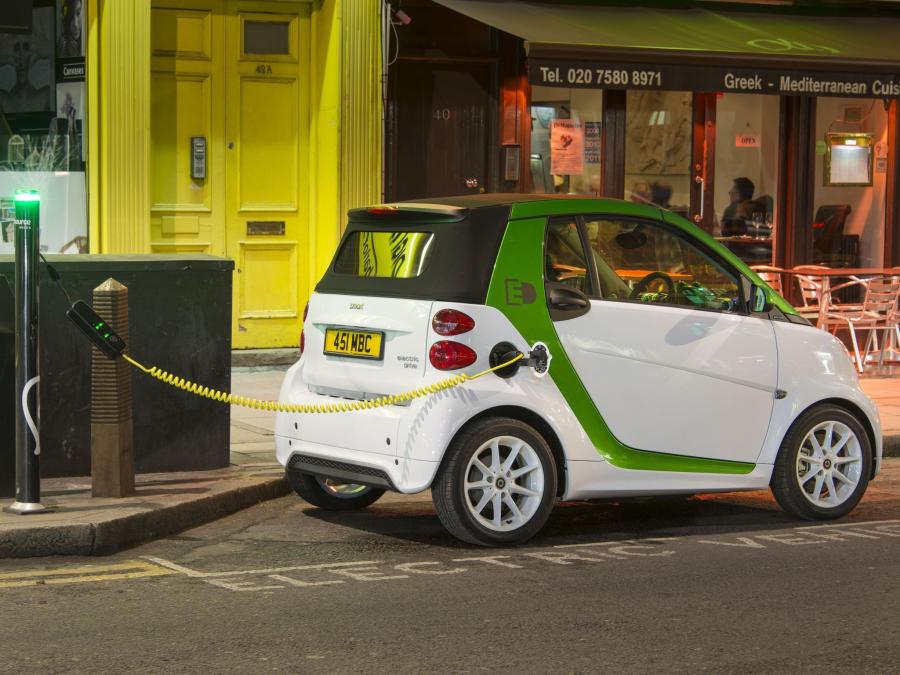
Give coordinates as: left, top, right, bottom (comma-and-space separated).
348, 203, 468, 224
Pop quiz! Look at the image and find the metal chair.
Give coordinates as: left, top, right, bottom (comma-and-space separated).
822, 276, 900, 373
750, 265, 783, 296
792, 265, 831, 327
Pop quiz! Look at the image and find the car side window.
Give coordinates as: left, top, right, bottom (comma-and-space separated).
545, 217, 591, 295
583, 217, 741, 312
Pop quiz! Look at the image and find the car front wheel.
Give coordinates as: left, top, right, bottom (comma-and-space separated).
432, 417, 557, 546
287, 471, 385, 511
771, 405, 871, 520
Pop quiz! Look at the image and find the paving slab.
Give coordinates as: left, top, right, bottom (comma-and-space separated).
0, 468, 288, 558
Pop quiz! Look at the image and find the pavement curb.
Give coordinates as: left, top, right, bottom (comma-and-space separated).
885, 434, 900, 458
232, 348, 297, 368
0, 476, 290, 558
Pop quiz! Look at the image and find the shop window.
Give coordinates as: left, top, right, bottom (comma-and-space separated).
713, 94, 780, 266
813, 97, 888, 268
529, 86, 602, 194
624, 90, 692, 219
0, 0, 88, 254
583, 217, 740, 312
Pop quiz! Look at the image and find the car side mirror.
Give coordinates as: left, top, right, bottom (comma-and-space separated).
741, 275, 772, 313
746, 281, 773, 314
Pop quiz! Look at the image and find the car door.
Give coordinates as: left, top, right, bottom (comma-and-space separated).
547, 215, 777, 465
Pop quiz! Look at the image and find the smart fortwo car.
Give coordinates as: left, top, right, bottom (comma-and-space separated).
275, 195, 882, 546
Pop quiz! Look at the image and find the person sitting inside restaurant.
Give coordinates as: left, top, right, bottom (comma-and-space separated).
649, 180, 672, 210
721, 177, 755, 235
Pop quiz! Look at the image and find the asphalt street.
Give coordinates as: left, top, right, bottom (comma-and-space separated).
1, 460, 899, 674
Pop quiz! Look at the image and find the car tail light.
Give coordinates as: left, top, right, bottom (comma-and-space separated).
299, 302, 309, 355
429, 341, 477, 370
432, 309, 475, 336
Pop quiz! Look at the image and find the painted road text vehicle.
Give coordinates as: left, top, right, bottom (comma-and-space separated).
275, 195, 882, 546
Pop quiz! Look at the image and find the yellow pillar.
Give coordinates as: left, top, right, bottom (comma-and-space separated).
309, 0, 383, 291
94, 0, 152, 253
340, 0, 383, 218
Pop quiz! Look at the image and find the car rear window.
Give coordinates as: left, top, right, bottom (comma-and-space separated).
333, 231, 435, 278
316, 205, 511, 303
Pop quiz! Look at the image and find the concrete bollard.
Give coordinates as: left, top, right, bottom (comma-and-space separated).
90, 278, 135, 497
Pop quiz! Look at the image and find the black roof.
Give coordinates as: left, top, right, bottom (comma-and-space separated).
401, 193, 577, 209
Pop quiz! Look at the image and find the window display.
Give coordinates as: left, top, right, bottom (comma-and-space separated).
0, 0, 87, 254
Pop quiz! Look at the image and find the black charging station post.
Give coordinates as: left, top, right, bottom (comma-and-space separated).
4, 189, 47, 515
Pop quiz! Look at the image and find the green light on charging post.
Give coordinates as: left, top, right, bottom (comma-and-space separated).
14, 189, 40, 203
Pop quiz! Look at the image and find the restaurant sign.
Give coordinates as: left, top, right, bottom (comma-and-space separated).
529, 59, 900, 98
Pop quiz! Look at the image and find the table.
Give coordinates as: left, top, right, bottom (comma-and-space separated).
615, 269, 693, 282
781, 267, 900, 366
778, 266, 900, 301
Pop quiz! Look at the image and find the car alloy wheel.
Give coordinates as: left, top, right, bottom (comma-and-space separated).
463, 435, 545, 532
287, 470, 385, 511
316, 477, 376, 499
771, 404, 871, 521
432, 417, 557, 546
795, 421, 863, 509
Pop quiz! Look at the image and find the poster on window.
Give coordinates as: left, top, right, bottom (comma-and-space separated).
0, 5, 55, 114
550, 119, 584, 175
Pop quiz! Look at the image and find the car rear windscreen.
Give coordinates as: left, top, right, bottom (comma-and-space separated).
316, 204, 511, 303
333, 231, 435, 278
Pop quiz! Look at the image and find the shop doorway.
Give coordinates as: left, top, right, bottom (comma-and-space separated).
388, 61, 494, 200
150, 0, 310, 349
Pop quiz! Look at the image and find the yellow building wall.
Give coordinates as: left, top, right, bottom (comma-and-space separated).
85, 0, 383, 348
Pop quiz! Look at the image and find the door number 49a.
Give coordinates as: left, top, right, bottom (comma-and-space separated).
256, 64, 273, 75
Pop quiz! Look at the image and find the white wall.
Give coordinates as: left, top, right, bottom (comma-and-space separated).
813, 97, 887, 267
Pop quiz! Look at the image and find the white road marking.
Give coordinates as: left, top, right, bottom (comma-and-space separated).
555, 537, 681, 549
142, 556, 381, 578
452, 555, 523, 569
136, 519, 900, 594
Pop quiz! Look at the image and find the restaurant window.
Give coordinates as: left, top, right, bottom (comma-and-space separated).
624, 90, 692, 219
0, 0, 87, 255
713, 93, 780, 266
529, 86, 602, 194
812, 97, 888, 268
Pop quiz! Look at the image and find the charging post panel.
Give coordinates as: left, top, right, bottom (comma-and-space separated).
5, 189, 46, 514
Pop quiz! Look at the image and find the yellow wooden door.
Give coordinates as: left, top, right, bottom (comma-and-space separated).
150, 1, 226, 257
224, 1, 310, 348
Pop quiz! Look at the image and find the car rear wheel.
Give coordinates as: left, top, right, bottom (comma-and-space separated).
287, 471, 385, 511
771, 404, 871, 520
432, 417, 557, 546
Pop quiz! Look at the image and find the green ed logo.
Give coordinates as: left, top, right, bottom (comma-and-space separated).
504, 279, 536, 306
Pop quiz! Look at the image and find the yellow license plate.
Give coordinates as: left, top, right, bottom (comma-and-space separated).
323, 328, 384, 360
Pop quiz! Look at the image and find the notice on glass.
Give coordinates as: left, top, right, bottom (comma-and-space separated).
550, 119, 584, 175
584, 122, 601, 163
829, 145, 871, 185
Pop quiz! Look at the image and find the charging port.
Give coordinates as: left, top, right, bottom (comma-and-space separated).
489, 342, 522, 379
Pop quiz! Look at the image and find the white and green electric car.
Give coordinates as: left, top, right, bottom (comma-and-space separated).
275, 195, 882, 546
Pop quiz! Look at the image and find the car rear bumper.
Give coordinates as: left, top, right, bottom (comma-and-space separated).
275, 434, 439, 493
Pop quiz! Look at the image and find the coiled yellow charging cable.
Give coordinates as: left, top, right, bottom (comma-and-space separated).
122, 352, 524, 414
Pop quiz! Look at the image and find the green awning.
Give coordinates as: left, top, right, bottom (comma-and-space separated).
433, 1, 900, 69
